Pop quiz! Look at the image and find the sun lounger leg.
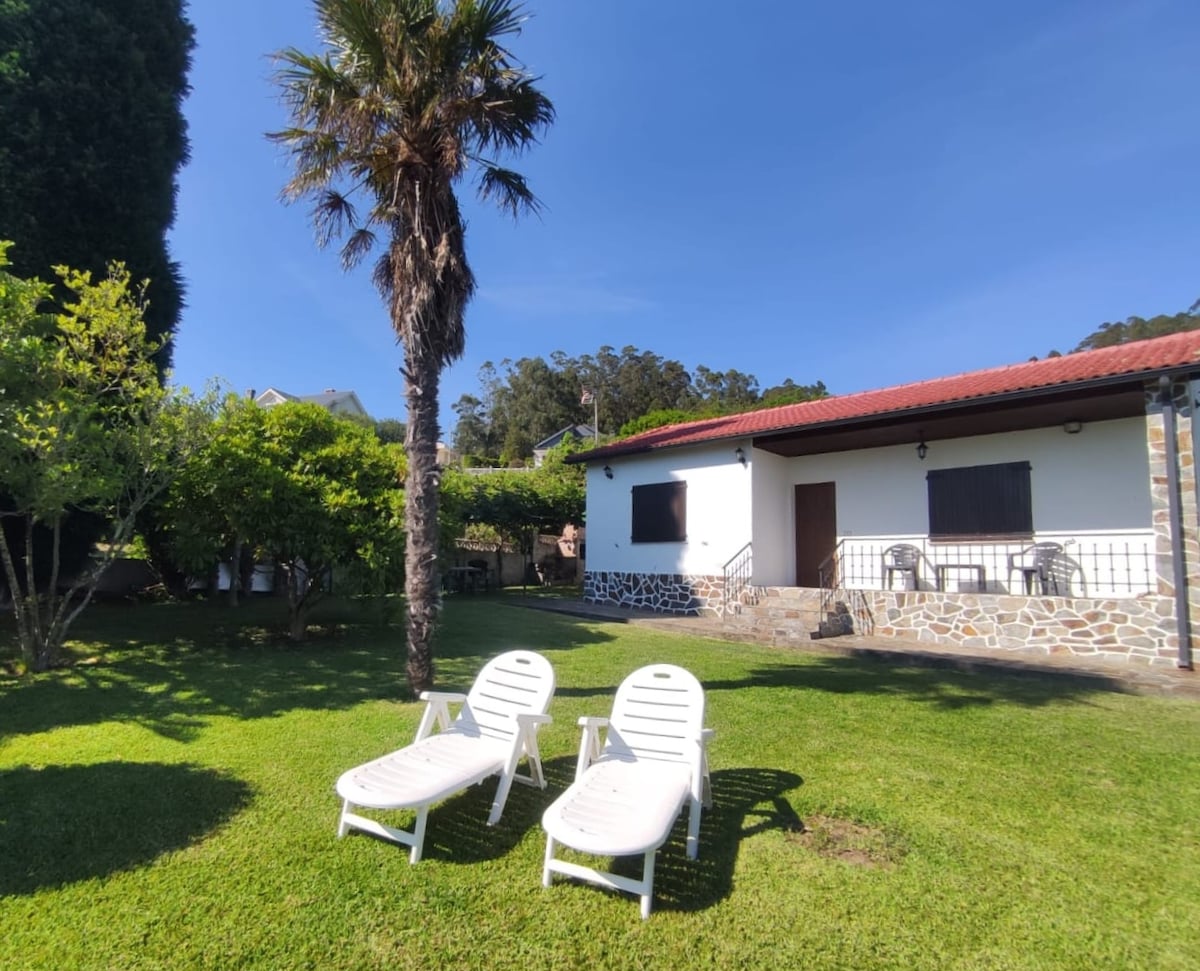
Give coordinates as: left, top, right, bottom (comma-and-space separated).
640, 850, 655, 920
409, 805, 429, 864
686, 795, 702, 860
337, 799, 353, 838
542, 836, 556, 888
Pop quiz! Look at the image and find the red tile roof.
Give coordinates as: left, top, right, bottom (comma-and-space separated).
574, 330, 1200, 462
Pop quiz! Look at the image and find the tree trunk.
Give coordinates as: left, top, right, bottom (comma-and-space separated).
227, 538, 241, 607
288, 601, 309, 641
403, 345, 442, 696
0, 518, 36, 668
284, 562, 305, 641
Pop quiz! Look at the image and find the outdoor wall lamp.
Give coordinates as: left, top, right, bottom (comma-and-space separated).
1063, 420, 1083, 434
603, 464, 613, 479
735, 446, 747, 467
916, 436, 928, 460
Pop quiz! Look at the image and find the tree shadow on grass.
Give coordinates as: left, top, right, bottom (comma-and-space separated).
0, 761, 251, 895
0, 599, 615, 743
702, 652, 1132, 710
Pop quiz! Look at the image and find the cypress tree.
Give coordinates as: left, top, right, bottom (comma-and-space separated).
0, 0, 194, 367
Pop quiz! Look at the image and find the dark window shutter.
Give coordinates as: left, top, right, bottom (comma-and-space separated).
927, 462, 1032, 537
631, 481, 687, 543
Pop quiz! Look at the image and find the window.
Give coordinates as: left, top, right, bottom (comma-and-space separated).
926, 461, 1032, 539
631, 481, 687, 543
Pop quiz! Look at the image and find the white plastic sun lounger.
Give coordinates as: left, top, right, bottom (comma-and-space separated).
336, 650, 554, 863
540, 663, 713, 918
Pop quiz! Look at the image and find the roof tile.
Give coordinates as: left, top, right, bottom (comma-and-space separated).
577, 331, 1200, 461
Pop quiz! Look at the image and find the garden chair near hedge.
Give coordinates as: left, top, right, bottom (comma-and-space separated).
540, 663, 713, 919
336, 650, 555, 863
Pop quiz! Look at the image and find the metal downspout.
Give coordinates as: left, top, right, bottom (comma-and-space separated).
1159, 375, 1194, 670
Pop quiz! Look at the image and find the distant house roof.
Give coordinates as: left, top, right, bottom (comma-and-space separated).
534, 424, 595, 451
569, 331, 1200, 463
255, 387, 369, 418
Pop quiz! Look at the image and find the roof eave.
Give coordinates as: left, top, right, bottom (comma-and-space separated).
568, 362, 1200, 465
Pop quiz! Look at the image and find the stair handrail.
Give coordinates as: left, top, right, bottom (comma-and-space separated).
722, 542, 753, 615
817, 540, 844, 619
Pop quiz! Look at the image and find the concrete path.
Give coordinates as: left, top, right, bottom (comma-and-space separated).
506, 595, 1200, 700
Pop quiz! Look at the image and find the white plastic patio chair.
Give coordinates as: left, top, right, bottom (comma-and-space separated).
336, 650, 555, 863
540, 663, 713, 919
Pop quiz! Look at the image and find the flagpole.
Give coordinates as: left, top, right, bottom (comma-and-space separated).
593, 392, 599, 444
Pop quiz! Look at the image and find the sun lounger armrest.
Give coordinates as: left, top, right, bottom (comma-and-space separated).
418, 691, 468, 703
574, 716, 610, 779
576, 715, 609, 729
516, 713, 553, 727
413, 691, 469, 741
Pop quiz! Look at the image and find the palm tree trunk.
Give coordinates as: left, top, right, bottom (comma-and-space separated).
403, 342, 442, 696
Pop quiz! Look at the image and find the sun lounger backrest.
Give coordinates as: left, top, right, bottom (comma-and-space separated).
456, 649, 555, 742
604, 664, 704, 764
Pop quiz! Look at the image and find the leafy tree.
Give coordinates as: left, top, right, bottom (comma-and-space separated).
374, 417, 407, 445
0, 0, 194, 365
167, 401, 405, 640
1072, 299, 1200, 352
0, 0, 195, 595
618, 408, 697, 437
487, 355, 580, 460
450, 393, 493, 459
272, 0, 553, 694
164, 396, 273, 607
440, 442, 584, 559
757, 378, 828, 409
692, 365, 760, 411
0, 245, 206, 671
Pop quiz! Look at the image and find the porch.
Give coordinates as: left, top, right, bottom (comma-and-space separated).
710, 530, 1176, 665
819, 533, 1157, 599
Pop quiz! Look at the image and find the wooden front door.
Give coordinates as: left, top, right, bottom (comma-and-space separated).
794, 482, 837, 588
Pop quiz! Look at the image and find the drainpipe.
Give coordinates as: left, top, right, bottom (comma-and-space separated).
1159, 375, 1193, 670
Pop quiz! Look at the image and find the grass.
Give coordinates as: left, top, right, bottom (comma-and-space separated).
1, 595, 1198, 970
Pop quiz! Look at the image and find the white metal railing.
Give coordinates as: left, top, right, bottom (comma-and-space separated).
832, 532, 1156, 598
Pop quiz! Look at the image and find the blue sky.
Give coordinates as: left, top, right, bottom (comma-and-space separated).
169, 0, 1200, 433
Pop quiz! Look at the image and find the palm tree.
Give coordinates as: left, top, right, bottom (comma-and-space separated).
271, 0, 553, 694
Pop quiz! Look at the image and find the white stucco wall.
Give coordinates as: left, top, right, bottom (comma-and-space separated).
786, 416, 1150, 540
750, 446, 793, 583
583, 440, 752, 576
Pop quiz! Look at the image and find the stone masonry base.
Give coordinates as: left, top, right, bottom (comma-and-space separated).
584, 570, 724, 616
866, 589, 1179, 664
585, 571, 1181, 665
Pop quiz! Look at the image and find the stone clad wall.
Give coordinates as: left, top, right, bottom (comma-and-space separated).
1145, 379, 1199, 665
864, 590, 1177, 664
584, 571, 724, 615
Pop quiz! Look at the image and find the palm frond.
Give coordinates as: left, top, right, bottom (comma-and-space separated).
455, 0, 527, 57
312, 190, 357, 249
467, 75, 554, 156
341, 227, 378, 270
476, 163, 541, 218
316, 0, 388, 68
372, 249, 394, 301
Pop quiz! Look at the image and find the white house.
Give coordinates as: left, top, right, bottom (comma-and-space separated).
569, 332, 1200, 668
254, 387, 369, 419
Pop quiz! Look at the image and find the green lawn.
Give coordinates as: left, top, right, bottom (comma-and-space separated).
2, 596, 1198, 970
